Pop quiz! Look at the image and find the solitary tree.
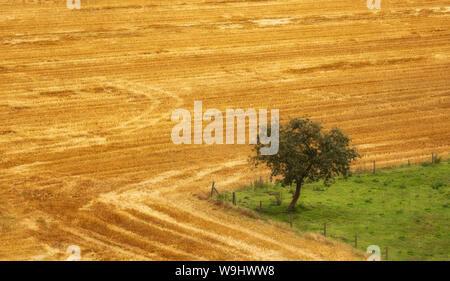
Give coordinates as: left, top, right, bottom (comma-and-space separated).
251, 118, 360, 211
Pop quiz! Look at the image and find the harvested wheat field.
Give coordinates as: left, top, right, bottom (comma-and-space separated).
0, 0, 449, 260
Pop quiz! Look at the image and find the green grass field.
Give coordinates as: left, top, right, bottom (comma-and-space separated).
218, 160, 450, 261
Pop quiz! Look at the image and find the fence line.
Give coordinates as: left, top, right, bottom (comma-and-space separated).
208, 154, 441, 254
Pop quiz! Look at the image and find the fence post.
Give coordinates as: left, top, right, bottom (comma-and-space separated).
323, 222, 327, 237
289, 213, 293, 228
259, 201, 262, 211
386, 246, 389, 261
210, 181, 215, 198
232, 192, 236, 205
373, 160, 376, 174
354, 233, 358, 248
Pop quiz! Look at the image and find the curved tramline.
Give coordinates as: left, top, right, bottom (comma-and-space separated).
0, 0, 448, 260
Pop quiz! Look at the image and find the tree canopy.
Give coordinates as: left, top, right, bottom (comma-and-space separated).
251, 118, 360, 211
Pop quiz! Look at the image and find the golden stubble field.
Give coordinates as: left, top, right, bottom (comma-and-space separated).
0, 0, 449, 260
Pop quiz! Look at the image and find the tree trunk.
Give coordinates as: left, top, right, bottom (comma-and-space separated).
288, 180, 303, 211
